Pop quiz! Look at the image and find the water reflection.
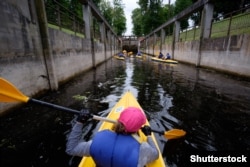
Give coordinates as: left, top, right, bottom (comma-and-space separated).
0, 56, 249, 167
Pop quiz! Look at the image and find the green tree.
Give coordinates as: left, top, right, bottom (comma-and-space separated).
144, 0, 165, 34
92, 0, 101, 8
134, 0, 166, 35
98, 0, 126, 35
161, 2, 175, 35
132, 8, 143, 36
211, 0, 250, 19
99, 0, 113, 25
112, 0, 126, 35
68, 0, 82, 18
174, 0, 192, 29
162, 2, 174, 20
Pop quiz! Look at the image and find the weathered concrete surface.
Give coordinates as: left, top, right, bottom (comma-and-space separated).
200, 35, 250, 76
148, 34, 250, 78
174, 41, 200, 64
142, 0, 249, 78
0, 0, 117, 115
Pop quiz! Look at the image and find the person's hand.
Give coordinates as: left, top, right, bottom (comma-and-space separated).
76, 109, 92, 124
141, 125, 152, 136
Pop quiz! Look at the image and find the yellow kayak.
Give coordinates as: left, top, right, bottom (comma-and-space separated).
151, 57, 178, 64
136, 54, 145, 59
79, 91, 166, 167
113, 55, 125, 60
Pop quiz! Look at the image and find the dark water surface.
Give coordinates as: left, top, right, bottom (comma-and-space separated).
1, 56, 250, 167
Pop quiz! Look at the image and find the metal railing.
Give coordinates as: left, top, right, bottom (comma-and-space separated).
45, 0, 85, 36
211, 6, 250, 38
179, 6, 250, 42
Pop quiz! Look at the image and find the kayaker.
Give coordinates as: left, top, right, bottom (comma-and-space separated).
166, 53, 171, 59
136, 50, 142, 56
158, 52, 164, 58
118, 52, 124, 57
66, 107, 159, 167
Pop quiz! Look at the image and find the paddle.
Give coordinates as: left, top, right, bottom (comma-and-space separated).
92, 116, 186, 139
0, 77, 186, 139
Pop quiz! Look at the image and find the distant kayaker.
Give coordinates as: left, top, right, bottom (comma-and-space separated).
162, 53, 171, 60
136, 50, 142, 56
118, 52, 124, 57
166, 53, 171, 59
158, 52, 164, 59
66, 107, 159, 167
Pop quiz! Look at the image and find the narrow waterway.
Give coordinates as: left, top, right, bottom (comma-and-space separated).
1, 56, 250, 167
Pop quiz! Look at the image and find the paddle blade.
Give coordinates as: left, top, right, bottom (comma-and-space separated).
0, 78, 29, 103
164, 129, 186, 140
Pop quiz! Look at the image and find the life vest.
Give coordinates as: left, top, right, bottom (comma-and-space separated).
90, 130, 140, 167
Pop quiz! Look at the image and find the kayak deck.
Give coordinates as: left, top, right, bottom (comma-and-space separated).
79, 91, 166, 167
113, 55, 125, 60
151, 57, 178, 64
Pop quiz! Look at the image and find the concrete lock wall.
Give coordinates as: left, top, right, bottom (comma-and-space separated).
199, 35, 250, 76
159, 34, 250, 77
0, 0, 118, 115
147, 34, 250, 77
143, 0, 250, 78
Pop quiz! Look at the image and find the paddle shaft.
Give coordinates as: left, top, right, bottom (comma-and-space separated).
5, 96, 169, 134
0, 77, 185, 139
8, 97, 184, 138
30, 98, 117, 124
151, 129, 164, 135
30, 99, 163, 132
29, 98, 79, 114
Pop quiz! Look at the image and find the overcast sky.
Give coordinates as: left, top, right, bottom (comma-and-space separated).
122, 0, 176, 35
123, 0, 139, 35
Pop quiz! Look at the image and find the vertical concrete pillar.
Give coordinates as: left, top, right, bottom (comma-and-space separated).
83, 3, 95, 68
110, 34, 113, 56
200, 3, 214, 39
117, 38, 120, 53
34, 0, 58, 90
114, 36, 117, 53
116, 38, 120, 53
107, 30, 111, 55
115, 36, 118, 53
83, 5, 91, 39
120, 37, 122, 52
160, 29, 165, 51
99, 22, 107, 60
197, 3, 214, 66
153, 33, 157, 55
137, 37, 141, 53
110, 34, 115, 55
99, 22, 105, 42
174, 21, 180, 42
172, 21, 180, 59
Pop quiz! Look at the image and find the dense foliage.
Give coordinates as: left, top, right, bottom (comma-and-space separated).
111, 0, 126, 35
46, 0, 126, 36
90, 0, 126, 35
46, 0, 250, 36
131, 0, 250, 36
132, 0, 191, 36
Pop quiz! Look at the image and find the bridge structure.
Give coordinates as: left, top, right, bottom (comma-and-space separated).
119, 36, 144, 54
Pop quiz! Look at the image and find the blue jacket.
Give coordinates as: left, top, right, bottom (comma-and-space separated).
90, 130, 140, 167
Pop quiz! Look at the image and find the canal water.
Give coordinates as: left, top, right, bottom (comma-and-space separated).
1, 56, 250, 167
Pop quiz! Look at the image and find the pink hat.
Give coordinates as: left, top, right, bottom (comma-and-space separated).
118, 107, 146, 133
